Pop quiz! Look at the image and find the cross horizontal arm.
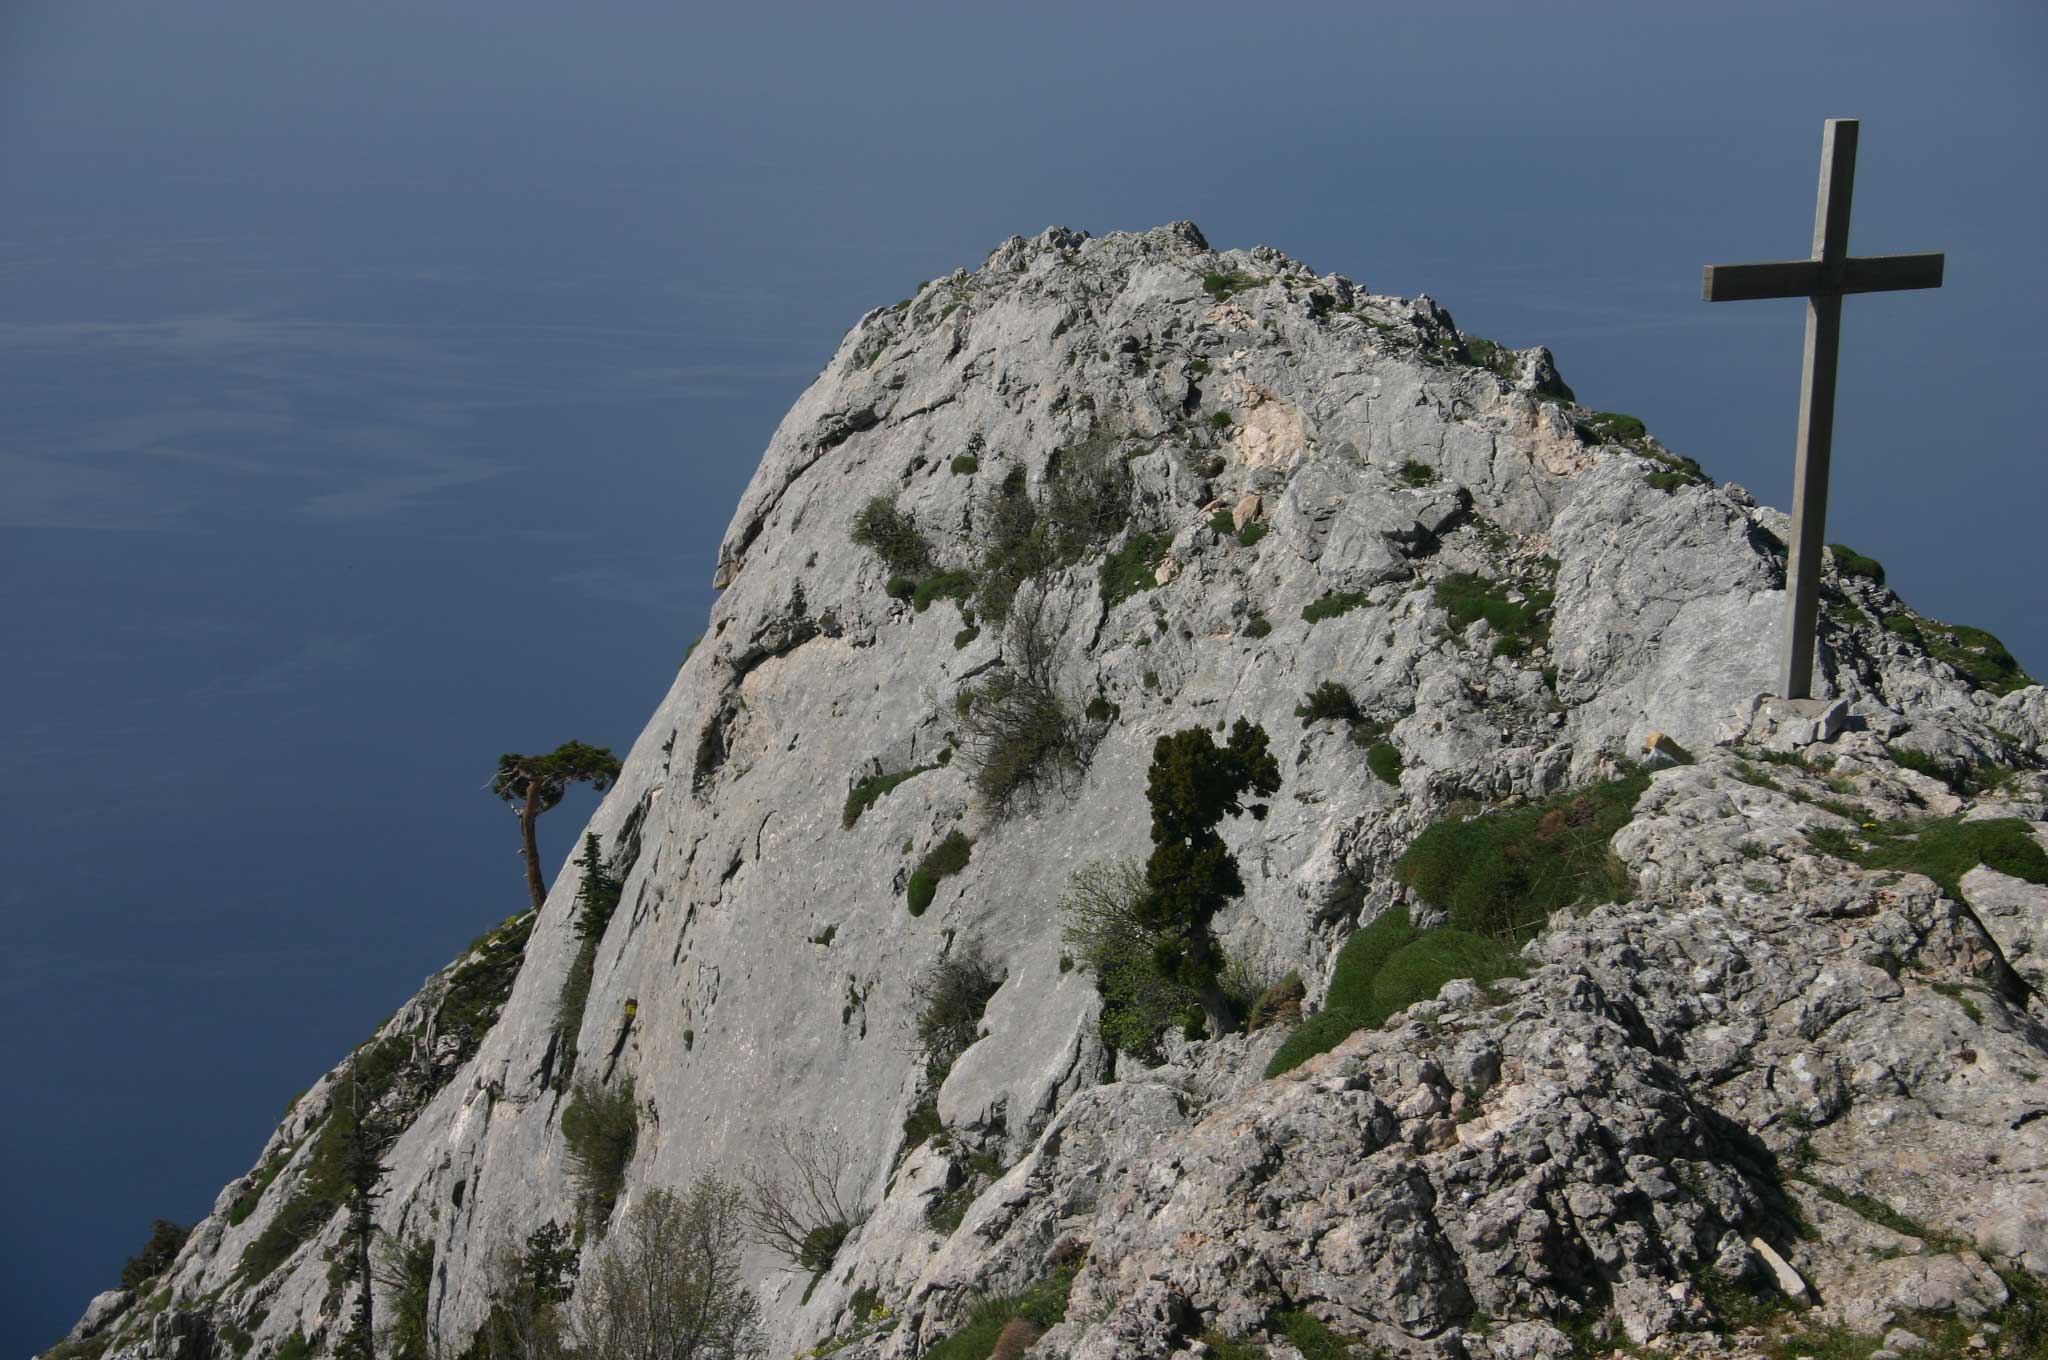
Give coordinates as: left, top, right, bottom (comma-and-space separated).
1703, 251, 1944, 302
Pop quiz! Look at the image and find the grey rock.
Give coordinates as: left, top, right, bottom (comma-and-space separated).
66, 1290, 132, 1343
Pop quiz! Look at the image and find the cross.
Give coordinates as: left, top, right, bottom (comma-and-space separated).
1703, 118, 1944, 701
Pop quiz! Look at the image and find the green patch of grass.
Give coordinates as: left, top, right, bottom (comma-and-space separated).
1396, 460, 1438, 486
913, 571, 979, 613
1209, 508, 1237, 536
1242, 614, 1273, 639
1266, 907, 1522, 1076
1271, 1309, 1372, 1360
1302, 590, 1371, 624
1395, 770, 1650, 941
950, 454, 980, 475
1828, 543, 1886, 585
920, 1268, 1077, 1360
1100, 531, 1167, 607
435, 910, 536, 1069
1919, 620, 2035, 696
1238, 520, 1268, 547
1434, 572, 1553, 653
1209, 410, 1235, 430
907, 830, 974, 916
1199, 1331, 1272, 1360
1884, 612, 1922, 640
1645, 471, 1691, 493
1578, 411, 1647, 444
844, 763, 939, 829
1202, 271, 1260, 301
954, 625, 981, 650
1366, 742, 1403, 785
1852, 816, 2048, 903
885, 576, 917, 602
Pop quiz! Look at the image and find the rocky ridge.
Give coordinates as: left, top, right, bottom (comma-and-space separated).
53, 222, 2048, 1360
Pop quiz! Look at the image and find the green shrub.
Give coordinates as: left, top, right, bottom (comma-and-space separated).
907, 830, 974, 916
843, 763, 938, 829
1397, 460, 1438, 486
1366, 742, 1403, 785
1242, 614, 1272, 639
884, 575, 918, 602
1322, 906, 1420, 1016
1237, 520, 1268, 547
1209, 410, 1235, 430
951, 454, 980, 475
121, 1219, 190, 1290
914, 571, 978, 613
1301, 591, 1370, 624
1295, 681, 1360, 724
1100, 531, 1167, 607
953, 625, 981, 650
1208, 508, 1236, 535
561, 1076, 639, 1232
851, 497, 931, 575
1272, 1310, 1369, 1360
1828, 543, 1886, 585
973, 439, 1143, 623
1884, 613, 1922, 640
1395, 770, 1650, 941
551, 838, 625, 1090
1202, 271, 1259, 300
1060, 860, 1202, 1060
1434, 572, 1553, 654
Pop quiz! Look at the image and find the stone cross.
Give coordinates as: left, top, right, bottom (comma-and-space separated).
1703, 118, 1944, 700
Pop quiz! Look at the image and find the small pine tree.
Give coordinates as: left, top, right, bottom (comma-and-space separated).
491, 742, 622, 911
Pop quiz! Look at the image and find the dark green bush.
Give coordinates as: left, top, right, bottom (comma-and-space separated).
914, 571, 978, 613
551, 837, 625, 1090
1295, 681, 1360, 725
907, 830, 974, 916
1242, 614, 1272, 639
1208, 410, 1234, 430
561, 1076, 639, 1232
1397, 460, 1438, 486
1366, 742, 1403, 784
1301, 591, 1370, 624
1208, 508, 1236, 535
851, 496, 931, 575
843, 763, 938, 829
1394, 770, 1650, 941
884, 576, 918, 602
1100, 531, 1166, 607
121, 1219, 190, 1290
950, 454, 980, 475
1828, 543, 1886, 585
953, 625, 980, 650
1237, 521, 1268, 547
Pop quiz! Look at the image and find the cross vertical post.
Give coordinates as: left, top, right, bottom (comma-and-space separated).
1702, 119, 1944, 701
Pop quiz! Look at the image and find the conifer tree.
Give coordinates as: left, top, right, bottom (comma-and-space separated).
491, 742, 622, 910
1136, 718, 1280, 1037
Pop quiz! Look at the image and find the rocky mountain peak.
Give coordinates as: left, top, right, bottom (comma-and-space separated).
56, 224, 2047, 1360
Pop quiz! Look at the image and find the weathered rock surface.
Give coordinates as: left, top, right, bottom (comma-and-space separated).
52, 223, 2044, 1360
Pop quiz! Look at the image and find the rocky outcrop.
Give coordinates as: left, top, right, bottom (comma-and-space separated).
52, 223, 2044, 1360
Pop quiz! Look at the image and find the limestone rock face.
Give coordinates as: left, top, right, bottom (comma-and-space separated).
56, 224, 2045, 1360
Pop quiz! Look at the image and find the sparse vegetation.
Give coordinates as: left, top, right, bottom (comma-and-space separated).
1237, 520, 1267, 547
1803, 815, 2048, 905
1100, 531, 1167, 607
843, 763, 939, 829
1061, 859, 1203, 1059
1202, 271, 1260, 301
568, 1182, 765, 1360
550, 836, 624, 1090
560, 1076, 639, 1233
910, 945, 1005, 1085
1397, 460, 1438, 486
920, 1267, 1076, 1360
1295, 681, 1361, 725
851, 496, 932, 575
1366, 742, 1403, 784
1301, 590, 1370, 624
1242, 613, 1272, 639
907, 830, 974, 916
1828, 542, 1886, 585
740, 1125, 867, 1280
1578, 411, 1647, 444
1434, 571, 1553, 657
957, 598, 1087, 814
913, 571, 979, 613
